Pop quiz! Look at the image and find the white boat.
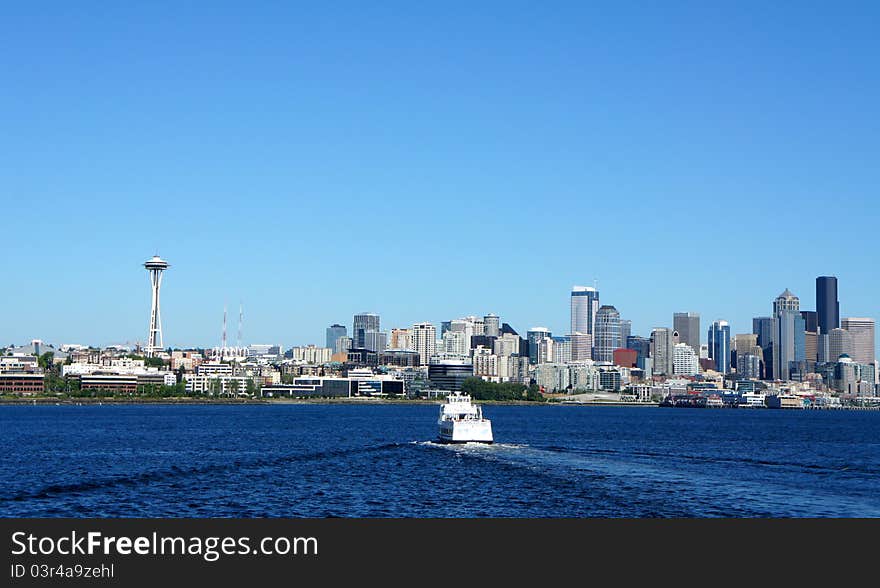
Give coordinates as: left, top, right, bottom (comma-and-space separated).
437, 392, 493, 444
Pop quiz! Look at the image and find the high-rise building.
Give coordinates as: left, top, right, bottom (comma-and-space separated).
800, 311, 818, 334
570, 333, 592, 362
551, 336, 572, 364
673, 312, 701, 357
442, 331, 469, 357
650, 328, 675, 376
842, 318, 875, 366
673, 343, 700, 376
483, 314, 501, 337
774, 289, 800, 314
619, 320, 631, 351
353, 313, 380, 349
753, 316, 775, 380
326, 324, 347, 352
816, 276, 840, 335
335, 335, 353, 355
707, 320, 731, 373
411, 322, 436, 365
626, 335, 651, 371
527, 327, 552, 365
390, 328, 414, 350
571, 286, 599, 359
773, 290, 806, 381
363, 331, 388, 353
593, 305, 621, 362
828, 327, 854, 362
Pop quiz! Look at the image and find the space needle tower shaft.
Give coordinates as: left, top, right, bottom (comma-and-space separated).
144, 256, 170, 357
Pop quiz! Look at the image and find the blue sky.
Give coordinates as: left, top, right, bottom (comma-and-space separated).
2, 1, 878, 350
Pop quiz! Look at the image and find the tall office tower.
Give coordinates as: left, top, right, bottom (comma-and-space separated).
483, 314, 501, 337
593, 305, 621, 362
673, 343, 700, 376
733, 333, 759, 370
828, 327, 854, 362
551, 336, 572, 364
326, 324, 347, 351
571, 286, 599, 358
753, 316, 775, 379
619, 320, 631, 350
774, 308, 806, 381
353, 313, 380, 348
650, 327, 675, 376
816, 276, 840, 334
527, 327, 552, 364
363, 330, 388, 353
800, 311, 818, 334
440, 321, 452, 336
774, 289, 800, 314
707, 320, 731, 373
626, 335, 651, 371
390, 328, 414, 350
738, 353, 762, 380
412, 322, 437, 365
335, 335, 353, 355
842, 318, 875, 366
673, 312, 701, 356
570, 333, 592, 362
493, 333, 521, 357
143, 256, 170, 358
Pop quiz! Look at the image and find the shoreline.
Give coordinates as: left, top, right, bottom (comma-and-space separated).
0, 396, 658, 407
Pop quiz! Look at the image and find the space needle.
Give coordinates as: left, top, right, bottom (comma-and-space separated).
144, 255, 170, 357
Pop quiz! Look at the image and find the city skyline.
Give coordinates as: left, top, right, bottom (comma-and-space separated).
2, 4, 879, 350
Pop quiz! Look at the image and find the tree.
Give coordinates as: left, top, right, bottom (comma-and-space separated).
228, 380, 240, 396
246, 378, 257, 396
37, 351, 55, 372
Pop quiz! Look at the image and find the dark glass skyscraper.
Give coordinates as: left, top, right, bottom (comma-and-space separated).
708, 320, 731, 374
326, 324, 347, 351
816, 276, 839, 334
353, 313, 380, 349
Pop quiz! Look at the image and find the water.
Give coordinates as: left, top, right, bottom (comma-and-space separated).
1, 404, 879, 517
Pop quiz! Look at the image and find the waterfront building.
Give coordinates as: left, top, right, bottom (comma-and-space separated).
427, 359, 473, 392
707, 320, 731, 374
571, 286, 599, 359
352, 313, 380, 349
412, 322, 437, 365
593, 305, 621, 363
673, 312, 701, 356
325, 324, 347, 352
842, 317, 875, 366
472, 346, 500, 381
527, 327, 552, 365
673, 343, 699, 376
261, 373, 404, 398
0, 373, 44, 395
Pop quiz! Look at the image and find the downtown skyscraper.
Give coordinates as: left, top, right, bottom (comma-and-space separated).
673, 312, 700, 357
570, 286, 599, 361
707, 320, 731, 373
593, 305, 621, 363
352, 312, 380, 349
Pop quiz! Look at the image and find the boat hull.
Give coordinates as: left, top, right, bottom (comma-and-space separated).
438, 419, 493, 444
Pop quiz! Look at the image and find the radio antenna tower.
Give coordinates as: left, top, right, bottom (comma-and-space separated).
237, 302, 243, 348
221, 305, 228, 349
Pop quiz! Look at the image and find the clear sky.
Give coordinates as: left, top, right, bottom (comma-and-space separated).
2, 1, 878, 351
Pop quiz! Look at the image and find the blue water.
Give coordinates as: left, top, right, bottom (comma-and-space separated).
1, 404, 879, 517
